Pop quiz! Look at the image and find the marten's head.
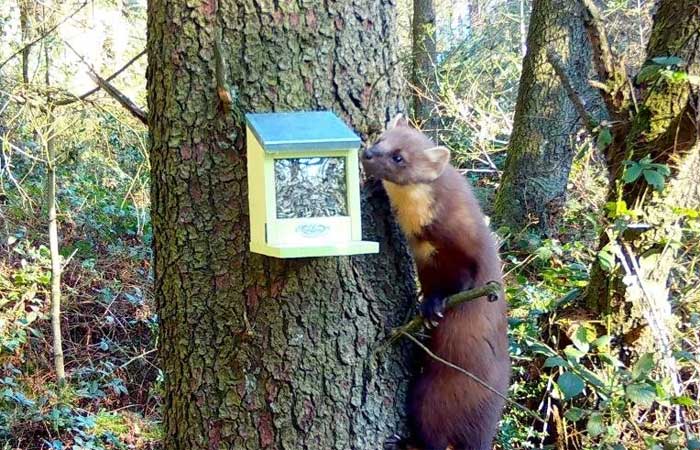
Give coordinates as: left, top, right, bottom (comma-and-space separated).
362, 114, 450, 185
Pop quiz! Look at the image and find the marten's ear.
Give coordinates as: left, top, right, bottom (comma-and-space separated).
387, 113, 409, 129
423, 146, 451, 179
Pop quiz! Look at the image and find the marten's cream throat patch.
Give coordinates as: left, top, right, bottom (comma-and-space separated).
382, 181, 435, 236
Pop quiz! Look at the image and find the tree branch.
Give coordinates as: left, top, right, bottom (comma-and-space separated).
580, 0, 616, 85
54, 49, 146, 106
0, 1, 88, 73
579, 0, 629, 118
385, 281, 502, 346
547, 50, 598, 133
87, 72, 148, 125
62, 40, 147, 125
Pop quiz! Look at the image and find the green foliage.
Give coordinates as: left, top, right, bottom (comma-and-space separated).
623, 155, 671, 191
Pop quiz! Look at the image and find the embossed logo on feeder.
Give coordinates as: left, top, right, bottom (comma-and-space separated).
295, 223, 330, 238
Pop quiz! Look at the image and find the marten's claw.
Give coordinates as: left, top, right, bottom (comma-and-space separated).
383, 433, 404, 450
421, 295, 447, 328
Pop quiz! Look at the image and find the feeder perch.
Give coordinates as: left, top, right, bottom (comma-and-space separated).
246, 111, 379, 258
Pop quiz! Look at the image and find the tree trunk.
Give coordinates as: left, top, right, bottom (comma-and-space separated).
412, 0, 437, 132
44, 18, 65, 384
47, 118, 65, 384
584, 0, 700, 320
147, 1, 416, 449
18, 0, 33, 84
492, 0, 596, 234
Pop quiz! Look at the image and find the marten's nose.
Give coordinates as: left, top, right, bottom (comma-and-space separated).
362, 147, 376, 160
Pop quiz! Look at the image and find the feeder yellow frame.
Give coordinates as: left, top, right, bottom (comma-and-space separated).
247, 123, 378, 258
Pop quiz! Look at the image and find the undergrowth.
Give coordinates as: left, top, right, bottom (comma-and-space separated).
0, 105, 160, 449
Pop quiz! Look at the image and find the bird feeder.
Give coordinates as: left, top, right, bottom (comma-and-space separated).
246, 111, 379, 258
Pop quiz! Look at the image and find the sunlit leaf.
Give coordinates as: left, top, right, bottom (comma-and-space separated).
671, 395, 696, 407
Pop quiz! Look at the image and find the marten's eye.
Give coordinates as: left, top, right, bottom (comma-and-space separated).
392, 154, 403, 163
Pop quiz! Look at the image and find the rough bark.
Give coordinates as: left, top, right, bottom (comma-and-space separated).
492, 0, 597, 234
147, 1, 416, 449
584, 0, 700, 316
412, 0, 437, 132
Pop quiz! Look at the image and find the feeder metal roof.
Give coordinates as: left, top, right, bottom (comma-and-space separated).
245, 111, 361, 153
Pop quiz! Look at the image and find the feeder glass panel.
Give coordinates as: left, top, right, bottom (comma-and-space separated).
275, 157, 348, 219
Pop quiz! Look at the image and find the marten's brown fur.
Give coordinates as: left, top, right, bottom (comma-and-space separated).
362, 115, 510, 450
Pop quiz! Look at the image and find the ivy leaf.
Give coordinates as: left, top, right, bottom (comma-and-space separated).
643, 169, 665, 191
557, 372, 585, 399
688, 439, 700, 450
596, 127, 613, 150
586, 412, 606, 437
636, 64, 662, 83
632, 353, 655, 380
649, 163, 671, 176
592, 335, 611, 348
623, 163, 643, 183
626, 383, 657, 407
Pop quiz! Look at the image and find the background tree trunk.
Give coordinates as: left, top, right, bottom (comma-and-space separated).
492, 0, 596, 235
18, 0, 33, 84
584, 0, 700, 320
147, 1, 416, 449
412, 0, 437, 132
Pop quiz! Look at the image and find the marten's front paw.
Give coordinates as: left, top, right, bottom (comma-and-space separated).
421, 295, 446, 329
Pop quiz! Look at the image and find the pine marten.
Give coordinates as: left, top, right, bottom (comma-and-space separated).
362, 115, 510, 450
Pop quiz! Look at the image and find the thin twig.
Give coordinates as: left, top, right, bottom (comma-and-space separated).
385, 281, 502, 346
54, 49, 147, 106
400, 330, 546, 425
61, 40, 147, 125
580, 0, 628, 118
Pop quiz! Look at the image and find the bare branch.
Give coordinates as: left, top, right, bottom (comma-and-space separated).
87, 72, 147, 125
385, 281, 502, 346
580, 0, 629, 117
62, 40, 147, 125
55, 49, 147, 106
547, 50, 598, 133
580, 0, 616, 85
0, 1, 88, 73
